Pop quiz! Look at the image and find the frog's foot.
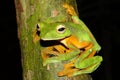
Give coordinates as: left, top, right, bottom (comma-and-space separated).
73, 60, 102, 76
62, 3, 77, 16
73, 55, 103, 76
57, 61, 79, 77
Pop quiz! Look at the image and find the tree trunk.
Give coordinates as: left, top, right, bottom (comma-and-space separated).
14, 0, 92, 80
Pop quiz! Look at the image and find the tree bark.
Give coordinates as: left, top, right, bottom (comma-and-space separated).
14, 0, 92, 80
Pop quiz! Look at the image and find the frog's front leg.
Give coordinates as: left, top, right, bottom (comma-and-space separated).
43, 47, 80, 66
41, 44, 71, 61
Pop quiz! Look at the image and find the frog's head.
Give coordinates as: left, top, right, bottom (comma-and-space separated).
37, 22, 71, 40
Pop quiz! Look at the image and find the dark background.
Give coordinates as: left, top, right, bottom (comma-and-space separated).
1, 0, 120, 80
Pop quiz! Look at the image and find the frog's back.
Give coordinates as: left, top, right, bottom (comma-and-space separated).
65, 22, 92, 41
65, 22, 101, 51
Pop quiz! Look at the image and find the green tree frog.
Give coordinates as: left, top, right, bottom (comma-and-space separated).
37, 3, 103, 77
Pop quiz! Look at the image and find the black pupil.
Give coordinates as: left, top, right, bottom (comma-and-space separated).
58, 27, 65, 31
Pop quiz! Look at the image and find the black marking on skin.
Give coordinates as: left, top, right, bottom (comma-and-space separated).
64, 50, 66, 53
70, 66, 76, 69
80, 48, 85, 52
60, 42, 69, 50
52, 47, 59, 52
47, 54, 57, 58
36, 30, 40, 36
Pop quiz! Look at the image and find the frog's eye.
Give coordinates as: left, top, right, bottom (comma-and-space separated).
36, 23, 40, 31
56, 25, 66, 34
36, 24, 40, 35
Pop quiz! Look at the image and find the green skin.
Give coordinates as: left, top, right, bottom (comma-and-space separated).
39, 15, 103, 76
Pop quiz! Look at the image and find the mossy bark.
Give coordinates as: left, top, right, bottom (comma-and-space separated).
14, 0, 92, 80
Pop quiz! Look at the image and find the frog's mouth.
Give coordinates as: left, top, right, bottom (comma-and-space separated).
40, 35, 71, 42
40, 34, 71, 41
